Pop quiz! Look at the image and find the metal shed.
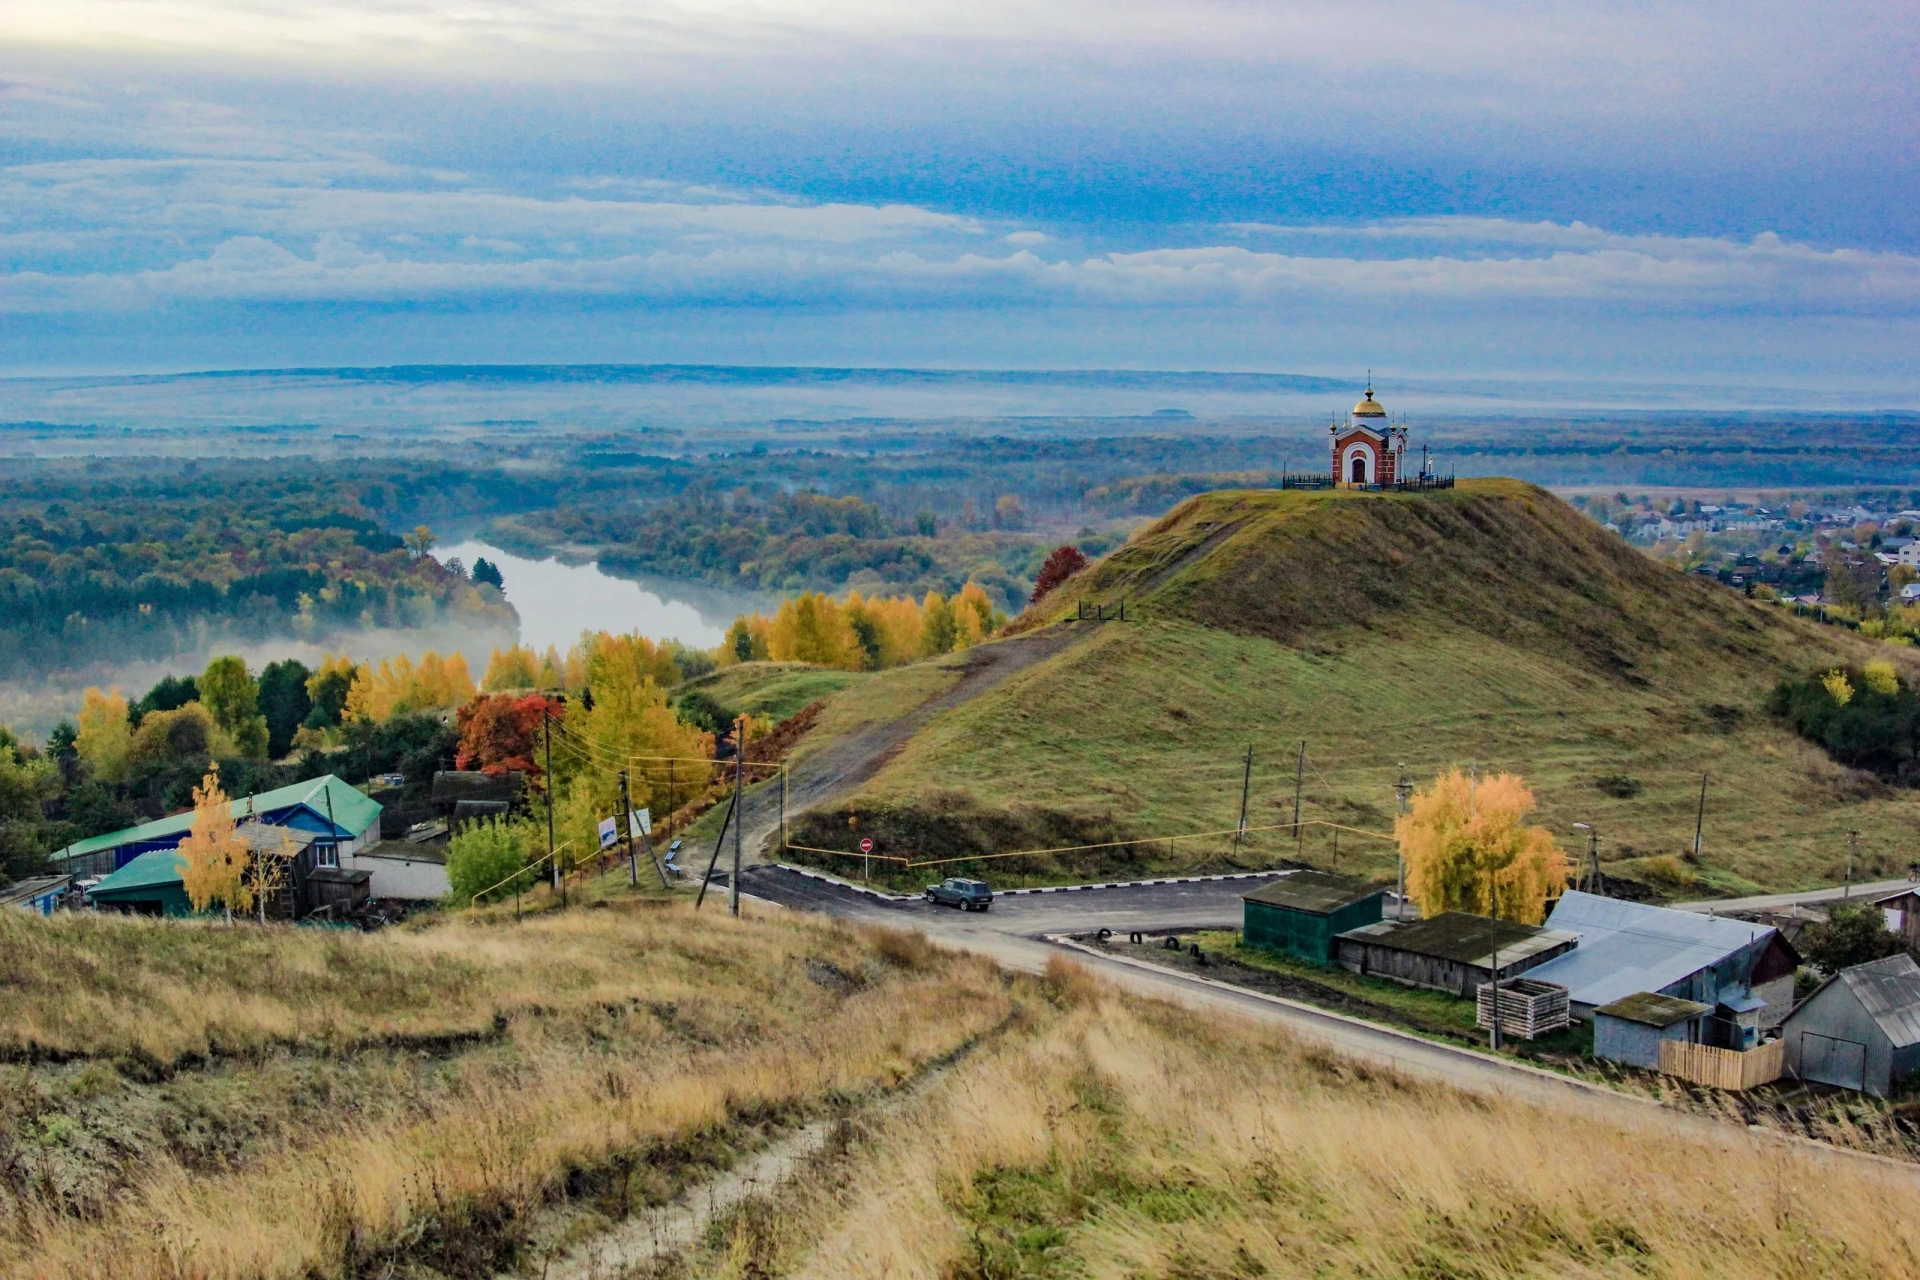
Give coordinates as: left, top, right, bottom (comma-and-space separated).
1781, 954, 1920, 1096
1335, 913, 1579, 996
86, 849, 192, 917
1525, 891, 1778, 1023
1593, 992, 1712, 1069
1241, 871, 1386, 965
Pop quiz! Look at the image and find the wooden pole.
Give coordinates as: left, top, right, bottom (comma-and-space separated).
1693, 772, 1708, 859
620, 768, 637, 888
1292, 740, 1306, 856
1233, 744, 1252, 855
731, 718, 745, 917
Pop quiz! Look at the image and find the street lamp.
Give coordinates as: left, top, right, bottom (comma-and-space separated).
1573, 823, 1601, 896
1393, 768, 1413, 921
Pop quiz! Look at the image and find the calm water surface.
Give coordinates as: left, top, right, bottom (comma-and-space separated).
441, 542, 760, 652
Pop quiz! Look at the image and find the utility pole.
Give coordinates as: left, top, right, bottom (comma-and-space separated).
781, 764, 789, 853
1846, 829, 1860, 898
1574, 823, 1601, 896
1692, 772, 1708, 860
544, 704, 562, 907
1233, 745, 1253, 855
1394, 768, 1412, 921
730, 717, 745, 918
1292, 741, 1306, 856
620, 768, 637, 888
1489, 936, 1502, 1052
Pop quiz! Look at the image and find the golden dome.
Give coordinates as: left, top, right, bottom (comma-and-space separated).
1351, 389, 1386, 417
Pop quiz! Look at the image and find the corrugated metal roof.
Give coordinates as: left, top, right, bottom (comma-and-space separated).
1595, 992, 1712, 1026
1337, 912, 1576, 967
1527, 891, 1772, 1008
57, 775, 381, 861
1242, 869, 1384, 914
89, 847, 186, 895
1841, 954, 1920, 1049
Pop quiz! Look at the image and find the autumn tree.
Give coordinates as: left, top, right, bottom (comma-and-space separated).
177, 764, 252, 921
128, 702, 226, 768
1395, 767, 1569, 925
456, 693, 563, 781
404, 525, 437, 559
1030, 545, 1089, 604
200, 655, 269, 759
75, 687, 132, 782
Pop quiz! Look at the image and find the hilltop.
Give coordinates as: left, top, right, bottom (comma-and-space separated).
785, 480, 1913, 895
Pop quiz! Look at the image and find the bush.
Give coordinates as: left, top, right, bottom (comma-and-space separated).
446, 819, 534, 905
1800, 901, 1908, 974
1771, 665, 1920, 781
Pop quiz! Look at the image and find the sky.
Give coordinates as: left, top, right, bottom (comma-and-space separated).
3, 1, 1918, 392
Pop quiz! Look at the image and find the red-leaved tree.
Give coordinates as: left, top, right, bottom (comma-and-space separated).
1030, 545, 1090, 604
456, 693, 565, 784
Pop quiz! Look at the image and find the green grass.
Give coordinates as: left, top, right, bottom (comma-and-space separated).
1187, 928, 1482, 1030
680, 662, 863, 723
795, 482, 1917, 893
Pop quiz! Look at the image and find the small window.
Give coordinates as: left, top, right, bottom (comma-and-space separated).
315, 842, 339, 868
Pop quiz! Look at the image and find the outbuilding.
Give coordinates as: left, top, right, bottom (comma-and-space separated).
1525, 891, 1780, 1027
0, 875, 72, 915
1241, 871, 1386, 965
1335, 913, 1579, 996
86, 848, 192, 917
1593, 992, 1713, 1069
1781, 954, 1920, 1096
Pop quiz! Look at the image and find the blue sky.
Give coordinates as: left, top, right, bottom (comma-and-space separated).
3, 0, 1917, 391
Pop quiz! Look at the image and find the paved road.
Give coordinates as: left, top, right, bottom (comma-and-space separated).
1671, 877, 1919, 914
725, 864, 1918, 1175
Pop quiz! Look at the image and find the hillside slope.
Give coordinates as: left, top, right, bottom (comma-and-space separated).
789, 481, 1913, 894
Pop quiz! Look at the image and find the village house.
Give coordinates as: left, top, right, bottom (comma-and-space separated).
1334, 912, 1579, 996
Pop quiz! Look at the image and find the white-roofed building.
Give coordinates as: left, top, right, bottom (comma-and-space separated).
1525, 892, 1787, 1039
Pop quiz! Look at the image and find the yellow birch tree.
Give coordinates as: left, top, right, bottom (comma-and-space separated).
1395, 767, 1569, 925
177, 764, 253, 921
75, 687, 132, 783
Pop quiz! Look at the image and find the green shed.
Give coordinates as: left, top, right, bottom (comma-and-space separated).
87, 848, 193, 917
1242, 870, 1386, 965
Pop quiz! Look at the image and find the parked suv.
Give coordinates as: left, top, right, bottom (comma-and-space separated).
925, 877, 993, 911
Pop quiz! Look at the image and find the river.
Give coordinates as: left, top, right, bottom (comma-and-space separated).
439, 541, 764, 653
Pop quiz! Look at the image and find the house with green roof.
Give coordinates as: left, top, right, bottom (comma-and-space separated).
65, 776, 385, 917
60, 775, 381, 877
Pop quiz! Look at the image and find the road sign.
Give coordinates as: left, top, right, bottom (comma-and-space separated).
859, 838, 874, 854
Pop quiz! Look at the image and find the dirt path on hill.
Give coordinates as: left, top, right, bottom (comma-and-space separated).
713, 625, 1086, 869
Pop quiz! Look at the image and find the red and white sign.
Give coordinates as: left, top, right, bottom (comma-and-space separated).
858, 838, 875, 855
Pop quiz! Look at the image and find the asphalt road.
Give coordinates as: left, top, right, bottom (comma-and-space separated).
1671, 877, 1919, 913
725, 864, 1920, 1175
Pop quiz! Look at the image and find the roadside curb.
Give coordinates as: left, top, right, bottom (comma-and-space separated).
998, 870, 1291, 896
768, 862, 917, 902
766, 863, 1294, 902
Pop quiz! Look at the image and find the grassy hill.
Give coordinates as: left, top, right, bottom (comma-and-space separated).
787, 480, 1914, 894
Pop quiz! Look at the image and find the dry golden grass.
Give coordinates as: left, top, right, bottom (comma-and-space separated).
748, 958, 1920, 1280
0, 903, 1014, 1279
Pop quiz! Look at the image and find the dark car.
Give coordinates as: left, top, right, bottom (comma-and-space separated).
925, 877, 993, 911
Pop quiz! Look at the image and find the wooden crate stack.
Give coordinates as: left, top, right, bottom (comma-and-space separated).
1476, 978, 1571, 1039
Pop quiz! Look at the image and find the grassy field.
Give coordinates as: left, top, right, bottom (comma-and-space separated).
679, 957, 1920, 1280
9, 899, 1920, 1277
791, 482, 1913, 894
0, 900, 1014, 1279
679, 662, 863, 724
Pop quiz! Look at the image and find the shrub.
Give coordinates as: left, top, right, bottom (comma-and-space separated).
446, 819, 534, 905
1771, 665, 1920, 780
1800, 901, 1908, 974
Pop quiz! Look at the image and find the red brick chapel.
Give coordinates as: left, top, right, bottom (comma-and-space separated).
1329, 382, 1408, 487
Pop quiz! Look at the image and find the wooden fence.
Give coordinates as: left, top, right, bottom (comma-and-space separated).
1658, 1038, 1784, 1091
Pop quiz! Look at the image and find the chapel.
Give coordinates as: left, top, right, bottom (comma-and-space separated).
1329, 382, 1408, 488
